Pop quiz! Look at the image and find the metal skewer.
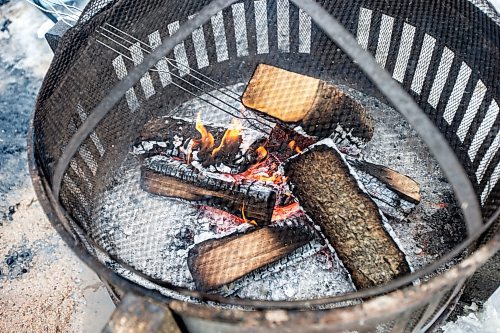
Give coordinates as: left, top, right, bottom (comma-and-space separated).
95, 24, 274, 133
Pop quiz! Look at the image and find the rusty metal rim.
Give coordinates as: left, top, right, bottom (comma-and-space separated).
26, 128, 500, 327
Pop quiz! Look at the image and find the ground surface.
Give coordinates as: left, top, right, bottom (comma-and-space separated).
0, 2, 115, 333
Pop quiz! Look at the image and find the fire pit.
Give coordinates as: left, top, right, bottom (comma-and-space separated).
29, 0, 499, 331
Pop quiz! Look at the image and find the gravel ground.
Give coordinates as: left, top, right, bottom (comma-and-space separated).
0, 2, 114, 333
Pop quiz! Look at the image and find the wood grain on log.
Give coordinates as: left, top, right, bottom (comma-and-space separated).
285, 143, 410, 289
188, 226, 314, 291
241, 64, 374, 141
141, 157, 276, 225
264, 125, 420, 216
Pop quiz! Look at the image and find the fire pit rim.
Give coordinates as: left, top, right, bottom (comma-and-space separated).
26, 0, 500, 329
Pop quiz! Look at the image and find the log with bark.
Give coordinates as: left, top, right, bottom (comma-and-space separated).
284, 141, 411, 289
242, 64, 374, 143
188, 226, 314, 291
260, 124, 420, 219
141, 156, 276, 225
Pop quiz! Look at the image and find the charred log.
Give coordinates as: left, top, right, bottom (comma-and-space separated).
141, 156, 276, 225
284, 142, 411, 289
133, 116, 259, 173
241, 64, 374, 143
188, 226, 314, 291
348, 159, 420, 204
133, 117, 224, 158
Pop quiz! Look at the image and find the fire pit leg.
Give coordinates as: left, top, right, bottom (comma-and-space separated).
102, 293, 181, 333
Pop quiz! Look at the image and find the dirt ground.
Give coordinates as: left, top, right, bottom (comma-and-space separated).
0, 2, 115, 333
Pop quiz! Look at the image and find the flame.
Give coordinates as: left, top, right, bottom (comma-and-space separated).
241, 202, 257, 225
255, 146, 268, 161
288, 140, 302, 154
212, 118, 242, 157
195, 112, 215, 151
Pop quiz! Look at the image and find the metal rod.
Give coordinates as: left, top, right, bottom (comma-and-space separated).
98, 25, 242, 104
103, 23, 242, 100
96, 37, 267, 130
96, 27, 273, 131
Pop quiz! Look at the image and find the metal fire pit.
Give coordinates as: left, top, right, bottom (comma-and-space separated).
29, 0, 499, 331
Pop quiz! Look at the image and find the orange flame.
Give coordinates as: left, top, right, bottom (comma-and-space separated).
255, 146, 268, 161
195, 112, 215, 151
212, 118, 242, 157
241, 202, 257, 225
288, 140, 302, 154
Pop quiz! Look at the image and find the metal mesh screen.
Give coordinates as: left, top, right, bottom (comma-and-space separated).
31, 0, 499, 331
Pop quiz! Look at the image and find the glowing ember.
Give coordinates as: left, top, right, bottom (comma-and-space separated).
189, 114, 301, 225
194, 112, 215, 151
234, 156, 286, 185
212, 118, 242, 157
256, 146, 268, 161
271, 202, 302, 221
288, 140, 302, 153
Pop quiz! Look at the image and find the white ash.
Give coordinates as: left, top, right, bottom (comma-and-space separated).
226, 241, 356, 302
90, 82, 466, 306
329, 123, 366, 151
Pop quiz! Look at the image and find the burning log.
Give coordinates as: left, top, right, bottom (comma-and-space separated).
284, 141, 411, 289
256, 124, 316, 162
259, 124, 420, 218
133, 117, 224, 158
242, 64, 374, 142
141, 156, 276, 225
133, 116, 264, 173
188, 226, 314, 291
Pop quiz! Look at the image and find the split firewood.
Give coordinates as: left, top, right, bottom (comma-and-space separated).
141, 156, 276, 225
188, 226, 314, 291
133, 116, 265, 173
284, 141, 411, 289
242, 64, 374, 143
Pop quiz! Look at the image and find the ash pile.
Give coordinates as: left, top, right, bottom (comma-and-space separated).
92, 65, 465, 303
